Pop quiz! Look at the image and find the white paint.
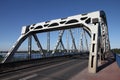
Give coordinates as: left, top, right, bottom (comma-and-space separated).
19, 74, 38, 80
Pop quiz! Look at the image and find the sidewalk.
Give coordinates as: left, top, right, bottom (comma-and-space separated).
70, 62, 120, 80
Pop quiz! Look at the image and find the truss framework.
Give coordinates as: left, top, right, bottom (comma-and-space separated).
2, 11, 110, 73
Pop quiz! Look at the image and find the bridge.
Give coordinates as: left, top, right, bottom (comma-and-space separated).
0, 10, 112, 76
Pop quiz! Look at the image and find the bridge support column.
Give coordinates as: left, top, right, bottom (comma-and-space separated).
88, 24, 99, 73
47, 32, 50, 53
28, 35, 32, 59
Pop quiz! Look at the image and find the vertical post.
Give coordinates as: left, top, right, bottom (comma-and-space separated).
59, 42, 62, 53
28, 35, 32, 59
84, 29, 89, 52
47, 32, 50, 53
80, 28, 84, 53
77, 28, 79, 52
88, 24, 99, 73
66, 30, 69, 53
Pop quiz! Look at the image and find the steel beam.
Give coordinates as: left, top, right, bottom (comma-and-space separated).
80, 28, 84, 52
52, 30, 67, 54
33, 34, 45, 56
47, 32, 50, 53
69, 29, 77, 52
28, 35, 32, 59
83, 29, 89, 52
88, 24, 99, 73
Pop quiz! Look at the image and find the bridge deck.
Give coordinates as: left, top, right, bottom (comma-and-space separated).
0, 55, 117, 80
0, 54, 88, 80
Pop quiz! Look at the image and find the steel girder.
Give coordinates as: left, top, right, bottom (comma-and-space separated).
2, 10, 110, 73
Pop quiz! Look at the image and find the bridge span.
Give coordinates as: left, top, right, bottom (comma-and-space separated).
1, 10, 112, 73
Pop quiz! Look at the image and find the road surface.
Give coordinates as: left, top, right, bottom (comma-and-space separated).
0, 56, 88, 80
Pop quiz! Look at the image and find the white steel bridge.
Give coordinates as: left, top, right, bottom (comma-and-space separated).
2, 10, 111, 73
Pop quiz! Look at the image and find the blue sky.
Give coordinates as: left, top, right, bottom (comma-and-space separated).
0, 0, 120, 50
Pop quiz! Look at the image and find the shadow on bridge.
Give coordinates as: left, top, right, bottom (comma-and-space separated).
97, 56, 115, 72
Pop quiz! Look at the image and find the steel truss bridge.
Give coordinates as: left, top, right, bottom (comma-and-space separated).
1, 10, 111, 73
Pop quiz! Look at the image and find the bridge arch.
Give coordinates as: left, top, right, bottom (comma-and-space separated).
2, 10, 110, 73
